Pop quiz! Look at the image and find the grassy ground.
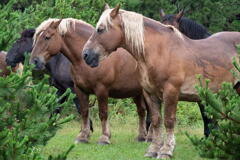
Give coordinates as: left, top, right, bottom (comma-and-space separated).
42, 116, 207, 160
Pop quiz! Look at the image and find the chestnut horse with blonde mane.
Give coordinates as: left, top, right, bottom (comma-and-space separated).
82, 5, 240, 159
30, 18, 152, 145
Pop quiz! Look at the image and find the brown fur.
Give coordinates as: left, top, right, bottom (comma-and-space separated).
0, 51, 20, 77
30, 18, 150, 144
82, 7, 240, 158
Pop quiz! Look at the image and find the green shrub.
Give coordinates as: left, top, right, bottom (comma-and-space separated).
0, 62, 75, 160
177, 102, 202, 126
188, 56, 240, 159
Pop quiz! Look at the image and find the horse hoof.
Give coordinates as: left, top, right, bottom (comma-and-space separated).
98, 135, 111, 145
136, 136, 146, 142
157, 154, 172, 159
75, 139, 89, 144
98, 141, 110, 145
144, 152, 158, 158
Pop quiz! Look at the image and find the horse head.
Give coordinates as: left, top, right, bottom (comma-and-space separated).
82, 4, 127, 67
6, 29, 35, 67
160, 9, 184, 29
30, 19, 62, 70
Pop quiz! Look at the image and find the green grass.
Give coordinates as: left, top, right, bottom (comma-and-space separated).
42, 117, 207, 160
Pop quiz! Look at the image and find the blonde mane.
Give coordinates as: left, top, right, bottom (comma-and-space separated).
97, 9, 184, 59
33, 18, 90, 45
97, 9, 145, 59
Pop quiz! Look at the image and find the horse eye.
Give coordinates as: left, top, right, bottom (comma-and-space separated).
97, 28, 105, 34
44, 36, 51, 40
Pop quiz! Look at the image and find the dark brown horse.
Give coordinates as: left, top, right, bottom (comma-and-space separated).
82, 5, 240, 159
160, 9, 211, 39
29, 18, 151, 145
0, 51, 22, 77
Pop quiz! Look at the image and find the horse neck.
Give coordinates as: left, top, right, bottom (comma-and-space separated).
45, 54, 61, 74
179, 18, 210, 39
123, 17, 171, 62
60, 23, 94, 67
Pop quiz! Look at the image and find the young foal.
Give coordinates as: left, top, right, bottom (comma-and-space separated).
30, 18, 150, 144
82, 5, 240, 158
160, 9, 212, 137
160, 9, 211, 39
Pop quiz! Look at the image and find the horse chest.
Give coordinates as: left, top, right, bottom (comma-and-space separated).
71, 68, 95, 92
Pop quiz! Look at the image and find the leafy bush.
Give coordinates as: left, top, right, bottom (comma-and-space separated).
0, 62, 75, 160
125, 0, 240, 33
188, 55, 240, 159
0, 0, 125, 51
177, 102, 202, 126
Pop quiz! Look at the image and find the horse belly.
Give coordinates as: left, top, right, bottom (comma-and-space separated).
109, 88, 141, 98
179, 76, 199, 102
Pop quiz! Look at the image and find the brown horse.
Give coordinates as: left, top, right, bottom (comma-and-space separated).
0, 51, 21, 77
29, 18, 151, 145
82, 5, 240, 159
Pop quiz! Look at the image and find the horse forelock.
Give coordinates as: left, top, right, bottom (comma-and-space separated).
33, 18, 89, 46
97, 9, 113, 31
97, 9, 145, 59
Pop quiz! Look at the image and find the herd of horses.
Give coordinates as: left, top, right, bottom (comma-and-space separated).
1, 5, 240, 159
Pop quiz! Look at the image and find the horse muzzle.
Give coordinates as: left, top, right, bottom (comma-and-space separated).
30, 57, 46, 70
5, 58, 17, 67
82, 49, 100, 68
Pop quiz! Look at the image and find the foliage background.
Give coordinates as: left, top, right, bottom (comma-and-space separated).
0, 0, 239, 51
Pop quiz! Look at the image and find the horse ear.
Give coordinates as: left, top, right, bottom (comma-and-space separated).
159, 9, 165, 18
28, 29, 36, 38
175, 10, 184, 22
104, 3, 110, 10
50, 19, 62, 29
110, 4, 120, 18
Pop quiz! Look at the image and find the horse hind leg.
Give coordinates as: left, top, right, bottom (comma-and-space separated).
96, 87, 111, 145
133, 95, 147, 142
157, 83, 178, 159
198, 102, 211, 137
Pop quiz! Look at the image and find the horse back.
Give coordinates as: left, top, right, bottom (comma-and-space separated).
210, 32, 240, 47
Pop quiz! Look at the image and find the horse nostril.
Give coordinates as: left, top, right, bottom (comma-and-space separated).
33, 58, 39, 65
84, 53, 88, 60
83, 50, 89, 60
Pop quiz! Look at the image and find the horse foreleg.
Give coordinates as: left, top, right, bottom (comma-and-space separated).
143, 91, 163, 158
133, 95, 147, 142
74, 85, 90, 144
158, 83, 179, 159
96, 86, 110, 145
